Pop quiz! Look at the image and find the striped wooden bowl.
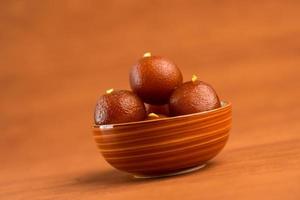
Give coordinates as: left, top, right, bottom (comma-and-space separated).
93, 101, 232, 178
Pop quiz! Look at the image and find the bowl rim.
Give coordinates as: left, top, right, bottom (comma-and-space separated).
93, 101, 231, 129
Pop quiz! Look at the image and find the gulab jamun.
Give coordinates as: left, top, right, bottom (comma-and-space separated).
94, 89, 146, 125
145, 103, 170, 116
169, 77, 221, 116
129, 52, 183, 105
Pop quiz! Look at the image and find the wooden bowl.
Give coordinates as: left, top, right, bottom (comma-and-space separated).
93, 101, 232, 178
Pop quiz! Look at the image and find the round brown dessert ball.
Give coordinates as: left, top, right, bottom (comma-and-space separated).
94, 90, 146, 125
129, 53, 183, 105
145, 103, 170, 116
169, 80, 221, 116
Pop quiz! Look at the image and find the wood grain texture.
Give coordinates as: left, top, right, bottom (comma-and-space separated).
1, 0, 300, 199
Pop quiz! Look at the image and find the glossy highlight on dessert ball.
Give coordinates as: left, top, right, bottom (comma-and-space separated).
94, 89, 146, 125
169, 75, 221, 116
129, 52, 183, 105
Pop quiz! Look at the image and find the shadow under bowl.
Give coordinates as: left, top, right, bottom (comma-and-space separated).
93, 101, 232, 177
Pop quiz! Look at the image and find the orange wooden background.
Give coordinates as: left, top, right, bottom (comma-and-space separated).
1, 1, 300, 199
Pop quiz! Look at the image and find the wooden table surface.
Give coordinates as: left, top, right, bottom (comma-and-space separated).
1, 1, 300, 199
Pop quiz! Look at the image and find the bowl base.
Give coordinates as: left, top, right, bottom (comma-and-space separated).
133, 164, 206, 179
